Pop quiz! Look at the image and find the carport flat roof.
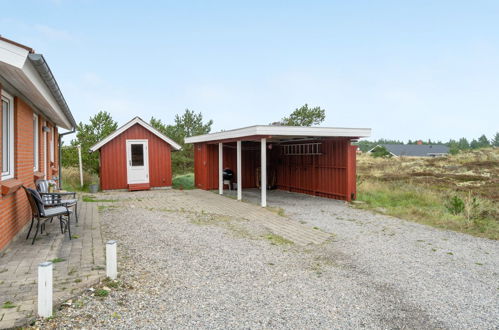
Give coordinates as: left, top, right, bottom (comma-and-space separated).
184, 125, 371, 144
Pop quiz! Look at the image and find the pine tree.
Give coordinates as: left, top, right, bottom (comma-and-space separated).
477, 134, 490, 148
457, 137, 470, 150
492, 132, 499, 147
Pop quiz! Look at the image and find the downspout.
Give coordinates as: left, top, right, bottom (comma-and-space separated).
58, 128, 76, 189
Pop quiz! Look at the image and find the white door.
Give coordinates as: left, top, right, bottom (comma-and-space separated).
126, 140, 149, 184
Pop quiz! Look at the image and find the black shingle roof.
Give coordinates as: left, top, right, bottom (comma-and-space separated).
374, 144, 449, 157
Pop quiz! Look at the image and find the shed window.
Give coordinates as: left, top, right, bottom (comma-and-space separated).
131, 144, 144, 166
1, 92, 14, 180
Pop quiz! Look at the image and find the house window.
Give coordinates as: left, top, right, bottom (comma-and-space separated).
1, 92, 14, 180
33, 114, 39, 171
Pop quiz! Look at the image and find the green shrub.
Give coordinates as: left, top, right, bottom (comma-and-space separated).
172, 173, 195, 190
446, 196, 465, 215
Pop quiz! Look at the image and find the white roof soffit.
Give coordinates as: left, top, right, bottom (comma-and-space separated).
0, 38, 75, 129
184, 125, 372, 144
90, 117, 182, 152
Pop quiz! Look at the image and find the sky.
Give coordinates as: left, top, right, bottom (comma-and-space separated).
1, 0, 498, 142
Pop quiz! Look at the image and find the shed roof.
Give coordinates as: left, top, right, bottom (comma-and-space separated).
370, 144, 450, 157
184, 125, 371, 144
90, 117, 182, 152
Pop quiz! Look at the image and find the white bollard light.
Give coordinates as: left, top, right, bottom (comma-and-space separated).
106, 240, 117, 280
38, 261, 53, 318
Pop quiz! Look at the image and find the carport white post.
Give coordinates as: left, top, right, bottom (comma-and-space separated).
237, 140, 242, 201
261, 138, 267, 207
38, 261, 53, 318
218, 142, 223, 195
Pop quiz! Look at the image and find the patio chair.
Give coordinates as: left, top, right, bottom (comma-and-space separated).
23, 186, 72, 245
36, 179, 79, 223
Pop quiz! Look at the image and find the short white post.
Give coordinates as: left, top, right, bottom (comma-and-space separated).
106, 240, 117, 280
38, 261, 53, 318
77, 144, 84, 187
261, 138, 267, 207
218, 142, 223, 195
237, 140, 242, 201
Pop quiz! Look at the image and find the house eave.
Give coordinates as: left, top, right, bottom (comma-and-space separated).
0, 37, 75, 130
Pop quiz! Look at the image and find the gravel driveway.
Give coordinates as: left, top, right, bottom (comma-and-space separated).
37, 190, 498, 329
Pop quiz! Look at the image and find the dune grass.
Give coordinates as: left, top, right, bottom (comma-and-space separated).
355, 149, 499, 240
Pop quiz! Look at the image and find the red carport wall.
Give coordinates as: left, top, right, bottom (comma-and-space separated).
193, 138, 357, 201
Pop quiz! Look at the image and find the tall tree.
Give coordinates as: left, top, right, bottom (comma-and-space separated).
477, 134, 490, 148
470, 139, 480, 149
279, 104, 326, 126
457, 137, 470, 150
448, 139, 459, 155
62, 111, 118, 173
151, 109, 213, 174
492, 132, 499, 147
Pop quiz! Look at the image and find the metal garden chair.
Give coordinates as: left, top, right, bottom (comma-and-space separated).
36, 179, 79, 223
23, 186, 72, 245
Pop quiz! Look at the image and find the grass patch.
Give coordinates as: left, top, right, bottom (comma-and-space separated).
2, 301, 16, 309
268, 207, 286, 217
94, 289, 109, 297
98, 205, 118, 212
172, 173, 195, 190
103, 277, 120, 288
356, 180, 499, 240
49, 258, 66, 263
82, 195, 116, 203
265, 233, 294, 245
191, 213, 254, 239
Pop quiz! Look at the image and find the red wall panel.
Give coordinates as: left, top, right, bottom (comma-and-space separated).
99, 124, 172, 190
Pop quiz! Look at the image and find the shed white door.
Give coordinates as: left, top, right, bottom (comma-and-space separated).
126, 140, 149, 184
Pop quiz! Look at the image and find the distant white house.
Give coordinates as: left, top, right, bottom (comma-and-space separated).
368, 144, 449, 157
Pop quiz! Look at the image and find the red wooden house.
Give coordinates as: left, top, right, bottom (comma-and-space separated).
0, 37, 76, 250
185, 125, 371, 207
90, 117, 181, 191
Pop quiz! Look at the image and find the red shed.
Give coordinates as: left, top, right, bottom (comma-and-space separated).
185, 125, 371, 206
90, 117, 181, 191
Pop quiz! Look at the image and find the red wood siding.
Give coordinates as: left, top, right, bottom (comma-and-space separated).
193, 138, 357, 201
99, 123, 173, 190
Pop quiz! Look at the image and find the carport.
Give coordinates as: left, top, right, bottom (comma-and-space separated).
184, 125, 371, 207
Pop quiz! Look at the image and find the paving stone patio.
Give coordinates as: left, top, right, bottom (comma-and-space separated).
97, 189, 332, 246
0, 200, 105, 329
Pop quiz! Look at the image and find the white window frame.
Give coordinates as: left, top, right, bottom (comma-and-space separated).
33, 113, 39, 171
1, 91, 15, 180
